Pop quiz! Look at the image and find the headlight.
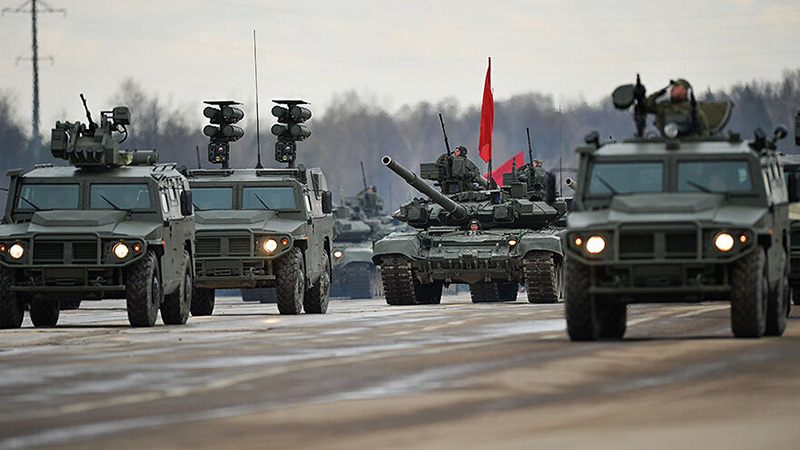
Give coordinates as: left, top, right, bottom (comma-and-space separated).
263, 238, 278, 253
664, 122, 680, 139
8, 243, 24, 259
714, 232, 735, 252
113, 242, 130, 259
507, 238, 518, 247
333, 250, 343, 259
585, 235, 606, 254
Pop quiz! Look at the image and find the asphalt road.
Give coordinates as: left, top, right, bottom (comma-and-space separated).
1, 293, 799, 449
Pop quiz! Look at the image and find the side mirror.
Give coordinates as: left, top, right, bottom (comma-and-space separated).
321, 191, 333, 214
180, 190, 193, 216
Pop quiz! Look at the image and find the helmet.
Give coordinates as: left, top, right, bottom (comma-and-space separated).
671, 78, 692, 90
455, 146, 467, 156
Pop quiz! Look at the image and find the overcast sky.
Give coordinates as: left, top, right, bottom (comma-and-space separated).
1, 0, 799, 136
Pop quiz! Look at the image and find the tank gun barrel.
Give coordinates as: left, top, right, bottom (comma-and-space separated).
382, 156, 467, 221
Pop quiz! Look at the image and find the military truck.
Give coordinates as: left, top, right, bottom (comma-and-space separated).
563, 77, 791, 340
372, 154, 566, 305
778, 109, 800, 305
0, 98, 194, 328
187, 100, 334, 315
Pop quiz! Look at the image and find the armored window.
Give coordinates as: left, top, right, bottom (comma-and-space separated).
192, 187, 233, 210
16, 183, 79, 211
89, 184, 152, 210
305, 195, 313, 214
677, 160, 753, 193
242, 186, 297, 210
586, 162, 664, 195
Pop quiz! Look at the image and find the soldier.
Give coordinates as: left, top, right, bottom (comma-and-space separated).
467, 219, 481, 235
646, 78, 710, 136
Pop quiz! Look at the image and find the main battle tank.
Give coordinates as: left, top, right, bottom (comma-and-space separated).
372, 155, 566, 305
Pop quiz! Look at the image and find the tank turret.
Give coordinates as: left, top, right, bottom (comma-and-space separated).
382, 156, 468, 221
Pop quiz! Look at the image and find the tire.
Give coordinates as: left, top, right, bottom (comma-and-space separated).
564, 257, 599, 341
730, 247, 767, 338
470, 283, 499, 303
304, 252, 331, 314
381, 256, 417, 305
275, 248, 305, 315
161, 250, 192, 325
597, 296, 626, 339
765, 257, 789, 336
29, 301, 60, 327
0, 266, 24, 329
416, 282, 443, 304
125, 251, 161, 327
191, 288, 215, 316
497, 282, 519, 302
524, 252, 561, 303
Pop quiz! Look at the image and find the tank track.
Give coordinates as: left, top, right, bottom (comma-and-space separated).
524, 252, 560, 304
380, 256, 417, 305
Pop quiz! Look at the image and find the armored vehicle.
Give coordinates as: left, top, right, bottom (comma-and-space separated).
0, 99, 194, 328
187, 100, 334, 315
563, 77, 791, 340
778, 110, 800, 305
372, 154, 566, 305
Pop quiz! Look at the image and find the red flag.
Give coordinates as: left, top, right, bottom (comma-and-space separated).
478, 57, 493, 163
482, 151, 524, 186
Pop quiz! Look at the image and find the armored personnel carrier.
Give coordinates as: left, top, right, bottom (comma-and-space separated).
372, 153, 566, 305
778, 109, 800, 305
0, 97, 194, 328
563, 77, 791, 340
188, 100, 334, 315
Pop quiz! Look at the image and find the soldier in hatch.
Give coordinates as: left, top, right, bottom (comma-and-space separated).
646, 78, 710, 137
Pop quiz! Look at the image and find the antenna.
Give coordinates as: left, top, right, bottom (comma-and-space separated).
195, 145, 201, 169
253, 29, 263, 169
526, 127, 533, 165
360, 161, 368, 191
558, 105, 563, 197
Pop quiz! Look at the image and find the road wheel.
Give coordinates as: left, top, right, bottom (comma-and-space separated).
30, 301, 60, 327
416, 281, 443, 304
345, 264, 373, 299
597, 296, 626, 339
125, 251, 161, 327
497, 282, 519, 302
564, 257, 599, 341
191, 288, 215, 316
275, 248, 305, 314
161, 251, 192, 325
765, 257, 789, 336
730, 247, 767, 338
524, 251, 561, 303
0, 266, 24, 329
304, 252, 331, 314
381, 255, 417, 305
470, 282, 499, 303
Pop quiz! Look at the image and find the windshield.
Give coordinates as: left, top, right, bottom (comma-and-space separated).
242, 186, 297, 210
677, 160, 753, 193
89, 183, 152, 210
586, 162, 664, 195
16, 183, 79, 211
192, 187, 233, 210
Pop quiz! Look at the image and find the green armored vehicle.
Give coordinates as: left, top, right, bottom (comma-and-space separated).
778, 109, 800, 305
563, 77, 791, 340
187, 100, 334, 315
373, 152, 566, 305
0, 97, 194, 328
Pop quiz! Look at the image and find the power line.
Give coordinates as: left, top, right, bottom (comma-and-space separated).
2, 0, 65, 155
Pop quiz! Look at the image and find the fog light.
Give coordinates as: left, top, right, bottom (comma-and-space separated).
8, 243, 24, 259
585, 236, 606, 254
574, 237, 583, 247
714, 232, 734, 252
280, 238, 289, 246
333, 250, 343, 259
113, 242, 130, 259
263, 239, 278, 253
132, 243, 142, 252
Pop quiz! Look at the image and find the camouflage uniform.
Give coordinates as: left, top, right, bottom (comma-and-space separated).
646, 79, 710, 136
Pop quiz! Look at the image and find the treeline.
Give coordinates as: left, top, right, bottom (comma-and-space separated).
1, 70, 799, 211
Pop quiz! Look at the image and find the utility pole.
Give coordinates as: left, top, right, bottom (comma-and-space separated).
2, 0, 65, 155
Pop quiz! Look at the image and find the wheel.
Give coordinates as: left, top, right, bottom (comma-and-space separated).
275, 248, 305, 314
380, 255, 417, 305
125, 251, 161, 327
60, 299, 81, 310
470, 283, 499, 303
765, 257, 789, 336
564, 257, 599, 341
29, 301, 60, 327
304, 252, 331, 314
416, 281, 443, 304
0, 266, 24, 329
161, 250, 192, 325
345, 264, 373, 299
497, 282, 519, 302
730, 247, 767, 338
597, 296, 626, 339
524, 252, 561, 303
191, 288, 215, 316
